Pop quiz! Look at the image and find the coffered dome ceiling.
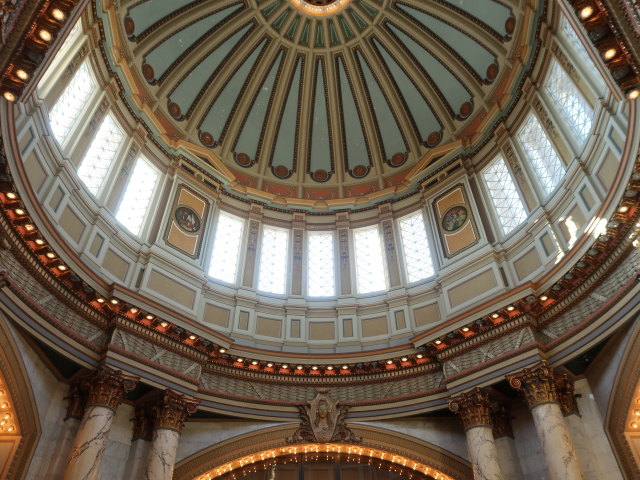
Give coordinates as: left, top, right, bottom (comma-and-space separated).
105, 0, 532, 207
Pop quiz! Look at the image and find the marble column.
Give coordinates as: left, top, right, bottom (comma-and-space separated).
492, 403, 524, 480
123, 406, 154, 480
63, 367, 138, 480
144, 389, 199, 480
449, 388, 503, 480
508, 361, 584, 480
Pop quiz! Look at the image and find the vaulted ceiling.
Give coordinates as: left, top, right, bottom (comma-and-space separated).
108, 0, 532, 206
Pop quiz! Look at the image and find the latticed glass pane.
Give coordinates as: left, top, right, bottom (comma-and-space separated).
353, 227, 387, 294
398, 212, 434, 283
517, 114, 565, 196
483, 156, 528, 235
115, 157, 159, 236
545, 61, 593, 144
307, 232, 335, 297
77, 114, 123, 195
258, 226, 288, 294
561, 16, 596, 71
48, 62, 95, 144
208, 213, 244, 284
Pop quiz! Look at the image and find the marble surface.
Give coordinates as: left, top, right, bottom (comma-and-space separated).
144, 428, 180, 480
63, 405, 115, 480
123, 439, 150, 480
531, 403, 584, 480
466, 425, 503, 480
495, 436, 524, 479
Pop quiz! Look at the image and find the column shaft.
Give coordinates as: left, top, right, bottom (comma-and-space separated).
63, 405, 115, 480
144, 428, 181, 480
530, 402, 584, 480
466, 425, 503, 480
123, 439, 151, 480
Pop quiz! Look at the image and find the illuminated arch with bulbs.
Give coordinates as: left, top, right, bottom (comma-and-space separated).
606, 317, 640, 478
0, 313, 40, 479
174, 424, 472, 480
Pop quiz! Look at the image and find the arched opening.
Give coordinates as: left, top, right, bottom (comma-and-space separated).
174, 425, 471, 480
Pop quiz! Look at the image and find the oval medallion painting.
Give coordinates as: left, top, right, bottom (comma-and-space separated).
442, 206, 468, 232
175, 206, 201, 233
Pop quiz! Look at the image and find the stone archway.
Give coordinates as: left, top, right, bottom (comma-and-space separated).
174, 424, 472, 480
0, 313, 41, 479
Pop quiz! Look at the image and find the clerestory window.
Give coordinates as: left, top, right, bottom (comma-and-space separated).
483, 156, 528, 235
516, 113, 565, 196
115, 156, 159, 236
307, 232, 336, 297
257, 226, 289, 294
208, 213, 244, 284
353, 226, 387, 294
397, 212, 434, 283
77, 113, 124, 195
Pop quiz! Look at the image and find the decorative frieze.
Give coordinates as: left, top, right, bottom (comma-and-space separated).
507, 361, 571, 409
448, 388, 492, 430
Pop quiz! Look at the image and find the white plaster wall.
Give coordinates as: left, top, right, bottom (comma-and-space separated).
565, 379, 624, 480
5, 319, 75, 480
176, 420, 283, 463
355, 418, 469, 461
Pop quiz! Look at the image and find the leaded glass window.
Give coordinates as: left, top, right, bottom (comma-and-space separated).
483, 156, 528, 235
545, 61, 593, 144
77, 114, 123, 195
516, 114, 565, 196
208, 213, 244, 284
398, 212, 434, 283
561, 16, 596, 71
257, 226, 289, 294
353, 227, 387, 294
115, 157, 159, 236
48, 62, 95, 144
307, 232, 335, 297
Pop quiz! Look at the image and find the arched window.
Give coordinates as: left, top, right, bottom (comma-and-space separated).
77, 113, 124, 195
257, 226, 289, 294
208, 213, 244, 284
516, 113, 565, 196
353, 226, 387, 294
483, 156, 528, 234
397, 212, 434, 282
47, 62, 95, 145
115, 156, 159, 236
307, 232, 336, 297
545, 60, 593, 144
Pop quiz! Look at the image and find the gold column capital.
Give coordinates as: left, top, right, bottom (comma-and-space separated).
151, 389, 199, 432
82, 366, 139, 411
491, 403, 513, 439
449, 388, 492, 430
507, 361, 572, 409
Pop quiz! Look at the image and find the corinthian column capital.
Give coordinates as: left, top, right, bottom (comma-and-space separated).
82, 366, 139, 411
151, 390, 199, 432
507, 361, 569, 409
449, 388, 492, 430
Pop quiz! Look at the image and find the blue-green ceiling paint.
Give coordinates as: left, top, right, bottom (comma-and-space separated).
199, 38, 268, 141
128, 0, 195, 38
308, 59, 333, 174
168, 24, 253, 117
396, 3, 495, 79
144, 4, 243, 80
388, 24, 470, 115
234, 51, 285, 162
373, 37, 440, 143
271, 57, 303, 173
355, 50, 406, 161
338, 56, 368, 173
439, 0, 511, 36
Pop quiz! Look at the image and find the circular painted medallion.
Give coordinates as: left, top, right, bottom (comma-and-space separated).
442, 206, 468, 232
175, 206, 201, 233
